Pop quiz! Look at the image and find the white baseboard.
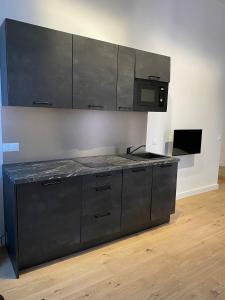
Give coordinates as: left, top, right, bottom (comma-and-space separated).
176, 184, 219, 200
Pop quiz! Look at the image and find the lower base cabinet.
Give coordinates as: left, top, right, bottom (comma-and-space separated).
81, 171, 122, 245
151, 163, 178, 221
121, 166, 152, 234
3, 162, 178, 278
16, 177, 82, 270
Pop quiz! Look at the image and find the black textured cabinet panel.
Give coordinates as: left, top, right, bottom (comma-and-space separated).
81, 171, 122, 244
3, 174, 19, 277
121, 166, 152, 234
73, 35, 118, 110
1, 18, 171, 112
151, 163, 178, 221
81, 209, 121, 244
82, 171, 122, 215
3, 159, 177, 278
1, 19, 72, 108
135, 50, 170, 82
17, 177, 82, 269
117, 46, 135, 111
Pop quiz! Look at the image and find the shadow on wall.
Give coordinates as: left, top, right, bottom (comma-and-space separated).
177, 155, 195, 169
2, 107, 148, 164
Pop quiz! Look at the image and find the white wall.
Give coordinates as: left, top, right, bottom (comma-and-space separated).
141, 0, 225, 197
1, 0, 225, 235
2, 107, 147, 164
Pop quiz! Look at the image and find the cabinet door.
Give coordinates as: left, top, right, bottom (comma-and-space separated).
17, 177, 82, 269
117, 46, 135, 111
81, 171, 122, 245
135, 50, 170, 82
4, 19, 72, 108
73, 35, 118, 111
121, 167, 152, 234
151, 163, 178, 222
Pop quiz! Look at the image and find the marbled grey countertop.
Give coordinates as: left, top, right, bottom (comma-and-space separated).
3, 154, 179, 184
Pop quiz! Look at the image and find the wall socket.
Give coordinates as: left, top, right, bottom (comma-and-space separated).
3, 143, 20, 152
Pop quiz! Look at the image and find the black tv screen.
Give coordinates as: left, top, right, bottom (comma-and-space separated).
172, 130, 202, 156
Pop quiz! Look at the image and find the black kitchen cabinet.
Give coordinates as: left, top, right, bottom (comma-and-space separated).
3, 157, 178, 278
17, 177, 82, 269
117, 46, 135, 111
151, 163, 178, 221
73, 35, 118, 111
1, 18, 171, 112
121, 166, 152, 234
0, 19, 72, 108
81, 171, 122, 245
135, 50, 170, 82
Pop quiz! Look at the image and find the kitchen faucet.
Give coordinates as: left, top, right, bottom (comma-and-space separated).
126, 145, 146, 155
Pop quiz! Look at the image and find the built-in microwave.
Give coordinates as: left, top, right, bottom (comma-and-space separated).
134, 78, 168, 112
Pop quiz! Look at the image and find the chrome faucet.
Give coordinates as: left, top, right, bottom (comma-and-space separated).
126, 145, 146, 155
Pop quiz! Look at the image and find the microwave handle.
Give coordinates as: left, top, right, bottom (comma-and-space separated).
148, 75, 160, 80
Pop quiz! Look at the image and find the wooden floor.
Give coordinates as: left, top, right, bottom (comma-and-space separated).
1, 170, 225, 300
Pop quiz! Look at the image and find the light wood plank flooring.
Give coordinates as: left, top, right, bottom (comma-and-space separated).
0, 170, 225, 300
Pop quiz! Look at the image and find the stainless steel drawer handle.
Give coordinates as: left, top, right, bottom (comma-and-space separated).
118, 106, 132, 111
160, 164, 173, 168
33, 101, 53, 106
148, 75, 160, 80
88, 105, 104, 110
94, 212, 111, 219
96, 173, 112, 178
132, 168, 146, 173
95, 185, 111, 192
42, 180, 62, 186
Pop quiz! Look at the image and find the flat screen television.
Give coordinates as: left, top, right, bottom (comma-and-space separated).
172, 129, 202, 156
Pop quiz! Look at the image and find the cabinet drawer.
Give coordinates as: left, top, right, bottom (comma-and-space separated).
83, 170, 121, 188
83, 171, 122, 215
82, 185, 121, 215
81, 208, 121, 244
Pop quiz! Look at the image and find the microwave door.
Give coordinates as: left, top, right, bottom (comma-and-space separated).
140, 87, 158, 106
136, 82, 159, 108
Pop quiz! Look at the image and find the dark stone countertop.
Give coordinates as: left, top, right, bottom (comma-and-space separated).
3, 154, 179, 184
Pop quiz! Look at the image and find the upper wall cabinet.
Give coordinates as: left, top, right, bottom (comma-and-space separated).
0, 19, 73, 108
0, 19, 171, 112
117, 46, 135, 111
135, 50, 170, 82
73, 36, 118, 111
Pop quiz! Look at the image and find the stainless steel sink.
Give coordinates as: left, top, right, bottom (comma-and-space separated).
131, 152, 168, 159
121, 152, 168, 161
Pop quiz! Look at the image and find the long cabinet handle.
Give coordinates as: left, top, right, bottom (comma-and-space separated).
95, 212, 111, 219
160, 164, 173, 168
33, 101, 53, 106
95, 185, 111, 192
148, 75, 160, 80
118, 106, 132, 111
42, 180, 62, 186
132, 168, 146, 173
88, 105, 104, 110
96, 173, 112, 178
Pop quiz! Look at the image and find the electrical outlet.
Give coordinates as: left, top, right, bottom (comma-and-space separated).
3, 143, 20, 152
